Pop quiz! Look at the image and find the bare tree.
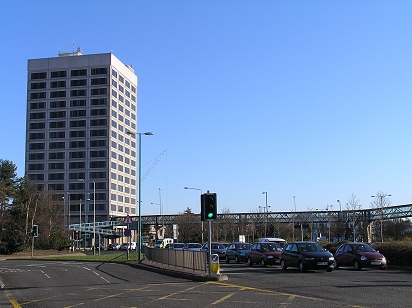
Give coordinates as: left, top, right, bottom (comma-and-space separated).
346, 193, 361, 242
219, 207, 235, 242
371, 191, 391, 243
174, 207, 201, 243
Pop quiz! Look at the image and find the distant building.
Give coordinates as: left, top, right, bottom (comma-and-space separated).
25, 51, 138, 226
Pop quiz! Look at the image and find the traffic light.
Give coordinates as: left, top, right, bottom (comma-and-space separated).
32, 225, 38, 237
201, 193, 217, 221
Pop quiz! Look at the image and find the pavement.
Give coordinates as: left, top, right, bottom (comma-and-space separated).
130, 259, 228, 282
0, 251, 228, 282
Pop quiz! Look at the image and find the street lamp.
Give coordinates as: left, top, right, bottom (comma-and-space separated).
91, 181, 96, 255
184, 187, 204, 243
127, 131, 153, 261
262, 192, 268, 237
67, 192, 73, 252
79, 198, 82, 250
151, 201, 163, 239
337, 199, 342, 241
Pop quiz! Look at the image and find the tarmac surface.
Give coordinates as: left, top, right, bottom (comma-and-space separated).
0, 250, 228, 283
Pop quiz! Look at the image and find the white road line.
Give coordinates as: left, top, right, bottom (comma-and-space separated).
40, 270, 50, 278
83, 266, 110, 283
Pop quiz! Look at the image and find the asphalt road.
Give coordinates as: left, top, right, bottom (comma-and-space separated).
0, 259, 411, 307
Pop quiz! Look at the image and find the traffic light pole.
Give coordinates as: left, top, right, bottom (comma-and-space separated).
208, 220, 212, 275
31, 236, 34, 258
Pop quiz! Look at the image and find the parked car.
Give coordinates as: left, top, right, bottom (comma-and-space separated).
155, 238, 174, 248
248, 242, 283, 266
165, 243, 186, 250
281, 241, 334, 272
258, 237, 287, 248
334, 242, 387, 270
93, 243, 105, 250
120, 242, 137, 250
202, 242, 229, 260
185, 243, 203, 251
108, 243, 120, 250
225, 242, 251, 263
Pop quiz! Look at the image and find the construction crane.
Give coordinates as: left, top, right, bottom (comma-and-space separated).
138, 149, 167, 186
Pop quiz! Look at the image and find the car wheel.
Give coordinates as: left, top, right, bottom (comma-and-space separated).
299, 261, 306, 272
225, 256, 230, 264
235, 256, 240, 264
353, 260, 362, 271
248, 257, 253, 267
380, 265, 387, 270
260, 258, 266, 267
280, 259, 287, 270
327, 268, 333, 272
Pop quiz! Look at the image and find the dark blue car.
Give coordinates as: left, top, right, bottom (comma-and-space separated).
225, 242, 251, 263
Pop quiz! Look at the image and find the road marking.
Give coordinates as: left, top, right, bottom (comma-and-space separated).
4, 291, 22, 308
210, 293, 234, 305
40, 270, 50, 278
92, 270, 111, 283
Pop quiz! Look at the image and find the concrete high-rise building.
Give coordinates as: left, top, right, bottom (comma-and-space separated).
25, 51, 138, 227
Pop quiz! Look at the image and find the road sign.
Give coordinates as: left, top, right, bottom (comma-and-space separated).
124, 229, 131, 237
124, 215, 132, 224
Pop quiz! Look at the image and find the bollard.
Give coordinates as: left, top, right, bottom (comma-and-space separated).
210, 253, 220, 275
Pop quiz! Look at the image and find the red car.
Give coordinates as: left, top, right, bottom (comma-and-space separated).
248, 242, 282, 266
334, 242, 387, 270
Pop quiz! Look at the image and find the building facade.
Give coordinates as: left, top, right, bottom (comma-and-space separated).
25, 51, 138, 226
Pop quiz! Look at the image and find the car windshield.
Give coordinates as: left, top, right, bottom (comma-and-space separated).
212, 244, 227, 249
235, 244, 250, 250
297, 243, 325, 252
261, 243, 282, 252
354, 244, 376, 252
188, 244, 201, 248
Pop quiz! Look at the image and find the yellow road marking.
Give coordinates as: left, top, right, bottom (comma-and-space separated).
4, 291, 22, 308
210, 293, 234, 305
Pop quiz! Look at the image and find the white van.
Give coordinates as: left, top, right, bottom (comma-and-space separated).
258, 238, 287, 248
155, 238, 174, 248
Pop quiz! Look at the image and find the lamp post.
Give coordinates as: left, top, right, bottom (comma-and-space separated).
151, 201, 163, 240
159, 188, 163, 238
127, 131, 153, 261
92, 181, 96, 255
84, 198, 87, 251
337, 199, 342, 241
262, 192, 268, 237
293, 196, 296, 241
67, 192, 73, 252
79, 198, 82, 250
184, 187, 204, 243
327, 204, 333, 241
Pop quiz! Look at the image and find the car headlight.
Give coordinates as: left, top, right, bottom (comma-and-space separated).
360, 255, 367, 261
382, 256, 386, 261
267, 255, 273, 259
329, 257, 334, 261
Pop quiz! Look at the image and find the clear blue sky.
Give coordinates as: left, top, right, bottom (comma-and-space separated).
1, 1, 411, 216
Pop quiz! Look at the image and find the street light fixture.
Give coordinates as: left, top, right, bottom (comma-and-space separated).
151, 201, 164, 239
91, 181, 96, 255
184, 187, 204, 243
127, 131, 153, 261
262, 192, 268, 237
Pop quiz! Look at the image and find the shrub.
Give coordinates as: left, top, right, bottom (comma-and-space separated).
372, 241, 412, 266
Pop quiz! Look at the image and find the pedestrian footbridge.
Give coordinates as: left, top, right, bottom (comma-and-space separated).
69, 220, 124, 236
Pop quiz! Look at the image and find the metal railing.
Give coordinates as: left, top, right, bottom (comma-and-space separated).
143, 246, 208, 274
